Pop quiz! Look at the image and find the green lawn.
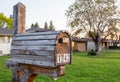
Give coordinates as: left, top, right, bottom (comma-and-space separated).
0, 52, 120, 82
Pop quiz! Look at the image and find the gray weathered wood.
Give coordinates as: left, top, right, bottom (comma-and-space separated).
15, 31, 61, 36
12, 55, 54, 62
13, 35, 57, 41
8, 59, 55, 67
6, 60, 65, 81
11, 45, 55, 51
12, 40, 56, 45
11, 50, 55, 56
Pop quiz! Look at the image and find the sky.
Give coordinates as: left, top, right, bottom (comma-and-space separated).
0, 0, 74, 30
0, 0, 120, 31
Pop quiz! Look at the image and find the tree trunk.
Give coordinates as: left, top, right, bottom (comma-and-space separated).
95, 31, 101, 56
95, 41, 101, 55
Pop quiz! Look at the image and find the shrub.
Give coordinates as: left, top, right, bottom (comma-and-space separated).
88, 50, 97, 56
109, 46, 119, 49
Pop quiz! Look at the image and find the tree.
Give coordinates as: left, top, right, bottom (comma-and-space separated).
49, 21, 55, 31
44, 22, 48, 30
34, 22, 39, 27
6, 16, 13, 30
31, 22, 40, 28
0, 13, 6, 28
66, 0, 119, 55
0, 13, 13, 30
107, 18, 120, 46
31, 23, 34, 28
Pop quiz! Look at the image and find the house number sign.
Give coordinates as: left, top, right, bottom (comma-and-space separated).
57, 54, 70, 63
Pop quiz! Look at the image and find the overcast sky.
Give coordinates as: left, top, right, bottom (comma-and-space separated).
0, 0, 74, 30
0, 0, 120, 30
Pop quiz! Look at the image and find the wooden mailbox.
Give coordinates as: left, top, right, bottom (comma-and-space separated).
6, 2, 72, 82
11, 31, 72, 67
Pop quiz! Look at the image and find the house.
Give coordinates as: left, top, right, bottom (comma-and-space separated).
72, 37, 96, 52
72, 38, 87, 52
0, 28, 12, 56
102, 30, 120, 47
72, 37, 114, 52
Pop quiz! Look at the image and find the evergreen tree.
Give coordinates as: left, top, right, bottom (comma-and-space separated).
49, 21, 55, 31
31, 23, 34, 28
34, 22, 39, 27
44, 22, 48, 30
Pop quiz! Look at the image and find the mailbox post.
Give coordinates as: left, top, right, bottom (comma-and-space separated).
6, 2, 72, 82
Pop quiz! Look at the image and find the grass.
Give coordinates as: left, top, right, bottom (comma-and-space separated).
0, 56, 11, 82
0, 52, 120, 82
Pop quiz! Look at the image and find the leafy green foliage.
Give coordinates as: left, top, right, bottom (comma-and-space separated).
0, 13, 13, 30
1, 52, 120, 82
0, 13, 6, 28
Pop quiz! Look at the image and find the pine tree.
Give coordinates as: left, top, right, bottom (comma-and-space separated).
49, 21, 55, 31
31, 23, 34, 28
44, 22, 48, 30
34, 22, 39, 27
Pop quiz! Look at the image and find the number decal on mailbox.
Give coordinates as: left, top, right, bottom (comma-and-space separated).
57, 54, 70, 63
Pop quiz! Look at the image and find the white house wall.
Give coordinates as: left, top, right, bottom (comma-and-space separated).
0, 43, 11, 56
0, 36, 12, 56
87, 41, 95, 51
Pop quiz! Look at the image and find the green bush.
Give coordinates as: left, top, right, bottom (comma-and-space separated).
88, 50, 97, 56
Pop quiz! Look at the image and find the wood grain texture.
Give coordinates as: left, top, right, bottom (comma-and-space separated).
12, 40, 56, 45
12, 55, 54, 62
11, 50, 55, 56
15, 31, 60, 36
8, 59, 55, 67
11, 45, 55, 51
6, 60, 65, 80
13, 35, 57, 41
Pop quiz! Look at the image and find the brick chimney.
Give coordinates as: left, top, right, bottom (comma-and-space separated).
13, 2, 26, 35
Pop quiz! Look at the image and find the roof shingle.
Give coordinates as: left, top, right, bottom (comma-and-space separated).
0, 28, 12, 35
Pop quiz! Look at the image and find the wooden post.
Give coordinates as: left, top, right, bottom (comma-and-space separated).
13, 2, 26, 35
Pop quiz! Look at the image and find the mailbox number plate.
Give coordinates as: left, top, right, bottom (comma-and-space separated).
57, 54, 70, 63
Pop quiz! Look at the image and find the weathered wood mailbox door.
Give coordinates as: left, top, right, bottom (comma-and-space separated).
6, 2, 72, 82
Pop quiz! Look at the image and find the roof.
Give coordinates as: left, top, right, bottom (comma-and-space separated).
102, 39, 120, 43
73, 37, 119, 43
0, 28, 12, 36
0, 27, 52, 36
72, 37, 90, 42
26, 27, 50, 33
